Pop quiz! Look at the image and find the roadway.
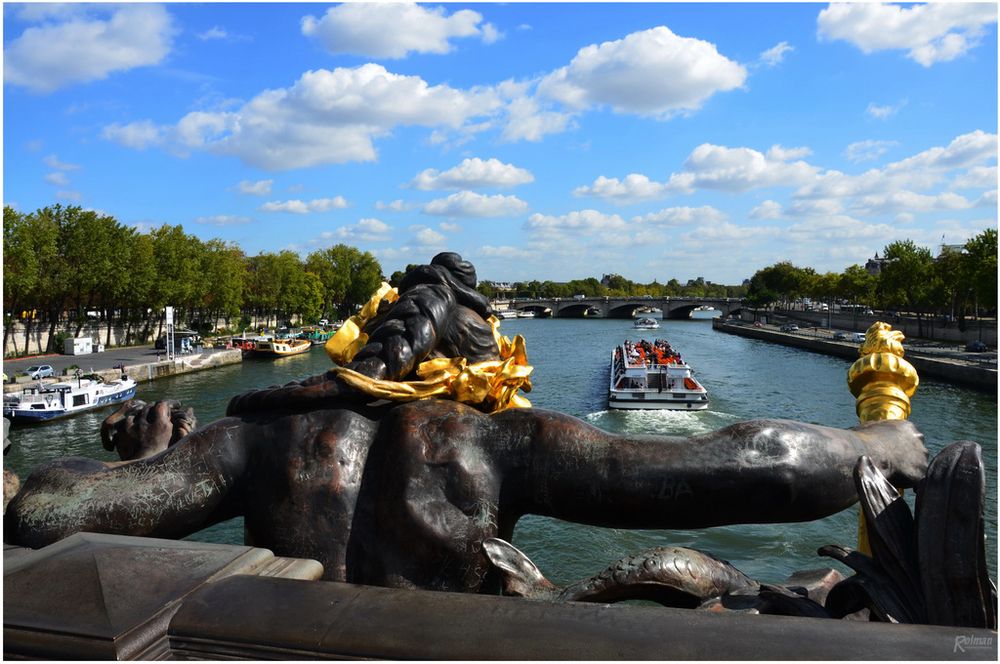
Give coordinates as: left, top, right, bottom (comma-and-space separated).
3, 344, 233, 382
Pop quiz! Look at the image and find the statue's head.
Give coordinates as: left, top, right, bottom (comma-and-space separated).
430, 252, 477, 289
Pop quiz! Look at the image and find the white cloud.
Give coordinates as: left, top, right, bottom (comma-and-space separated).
260, 197, 349, 214
196, 215, 252, 226
844, 139, 898, 163
197, 26, 229, 41
537, 26, 746, 118
44, 172, 69, 186
674, 142, 820, 192
499, 94, 575, 142
375, 199, 413, 212
631, 205, 728, 226
301, 2, 490, 58
101, 120, 165, 150
103, 64, 501, 170
952, 166, 998, 190
237, 179, 273, 196
817, 2, 997, 67
414, 227, 447, 246
573, 174, 673, 203
853, 190, 974, 215
750, 200, 783, 219
328, 217, 393, 242
481, 22, 502, 45
767, 145, 812, 161
976, 190, 998, 207
885, 130, 997, 175
478, 245, 537, 260
525, 209, 627, 234
43, 155, 80, 171
439, 222, 462, 233
56, 190, 82, 201
759, 41, 793, 66
866, 100, 906, 120
4, 5, 175, 92
685, 221, 780, 243
411, 158, 534, 190
423, 191, 528, 218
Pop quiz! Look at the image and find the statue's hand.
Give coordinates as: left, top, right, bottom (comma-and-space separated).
101, 399, 197, 461
853, 419, 928, 488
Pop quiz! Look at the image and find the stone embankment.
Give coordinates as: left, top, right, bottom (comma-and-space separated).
713, 319, 997, 393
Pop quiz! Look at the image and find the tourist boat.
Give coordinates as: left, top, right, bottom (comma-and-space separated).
3, 372, 138, 423
517, 311, 536, 319
253, 336, 312, 357
497, 310, 518, 320
633, 317, 659, 330
609, 339, 709, 410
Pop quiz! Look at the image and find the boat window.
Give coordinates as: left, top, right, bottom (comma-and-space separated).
73, 394, 88, 407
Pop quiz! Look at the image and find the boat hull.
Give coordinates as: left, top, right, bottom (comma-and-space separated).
608, 393, 709, 410
4, 383, 137, 423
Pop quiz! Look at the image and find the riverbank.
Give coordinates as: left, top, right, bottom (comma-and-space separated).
713, 318, 997, 393
3, 346, 243, 394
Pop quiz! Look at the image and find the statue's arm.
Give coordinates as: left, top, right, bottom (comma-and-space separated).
4, 419, 248, 549
511, 412, 927, 529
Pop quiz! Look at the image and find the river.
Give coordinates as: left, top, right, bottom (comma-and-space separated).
6, 316, 997, 586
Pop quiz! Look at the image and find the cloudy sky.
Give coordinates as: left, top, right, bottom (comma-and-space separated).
4, 2, 997, 284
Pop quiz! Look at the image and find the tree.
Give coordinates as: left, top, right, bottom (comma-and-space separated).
880, 240, 936, 336
305, 245, 384, 319
964, 228, 997, 319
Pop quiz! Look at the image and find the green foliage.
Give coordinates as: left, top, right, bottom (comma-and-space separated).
3, 206, 387, 339
305, 244, 384, 318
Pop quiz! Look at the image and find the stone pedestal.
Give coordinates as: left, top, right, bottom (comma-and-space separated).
3, 532, 322, 660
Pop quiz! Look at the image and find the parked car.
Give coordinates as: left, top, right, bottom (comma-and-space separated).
833, 331, 848, 341
965, 340, 988, 353
24, 364, 55, 379
849, 332, 866, 343
779, 324, 799, 332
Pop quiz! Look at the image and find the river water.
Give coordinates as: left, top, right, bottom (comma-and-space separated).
6, 316, 997, 586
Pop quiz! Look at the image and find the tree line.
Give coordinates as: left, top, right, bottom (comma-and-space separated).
3, 205, 383, 353
477, 276, 748, 300
745, 231, 997, 336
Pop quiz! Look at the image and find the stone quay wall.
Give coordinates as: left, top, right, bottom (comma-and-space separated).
713, 319, 996, 393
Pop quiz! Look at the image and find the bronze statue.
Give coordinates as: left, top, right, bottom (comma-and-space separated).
4, 253, 930, 596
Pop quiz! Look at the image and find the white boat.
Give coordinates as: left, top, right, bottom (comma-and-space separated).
633, 317, 659, 330
517, 311, 536, 318
3, 372, 138, 423
609, 339, 708, 410
496, 310, 518, 319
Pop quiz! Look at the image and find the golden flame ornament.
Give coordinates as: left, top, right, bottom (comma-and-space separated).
847, 322, 919, 553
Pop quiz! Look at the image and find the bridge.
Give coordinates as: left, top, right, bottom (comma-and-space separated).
497, 296, 745, 319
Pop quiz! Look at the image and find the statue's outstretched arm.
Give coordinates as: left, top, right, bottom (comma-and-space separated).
505, 410, 927, 529
4, 419, 248, 549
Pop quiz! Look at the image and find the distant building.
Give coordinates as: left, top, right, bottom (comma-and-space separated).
938, 243, 967, 256
865, 253, 889, 275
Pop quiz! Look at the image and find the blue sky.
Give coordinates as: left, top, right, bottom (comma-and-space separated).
4, 2, 997, 284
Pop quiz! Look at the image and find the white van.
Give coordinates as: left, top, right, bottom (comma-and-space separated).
850, 332, 866, 343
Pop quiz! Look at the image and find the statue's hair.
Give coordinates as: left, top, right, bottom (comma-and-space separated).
226, 253, 497, 416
